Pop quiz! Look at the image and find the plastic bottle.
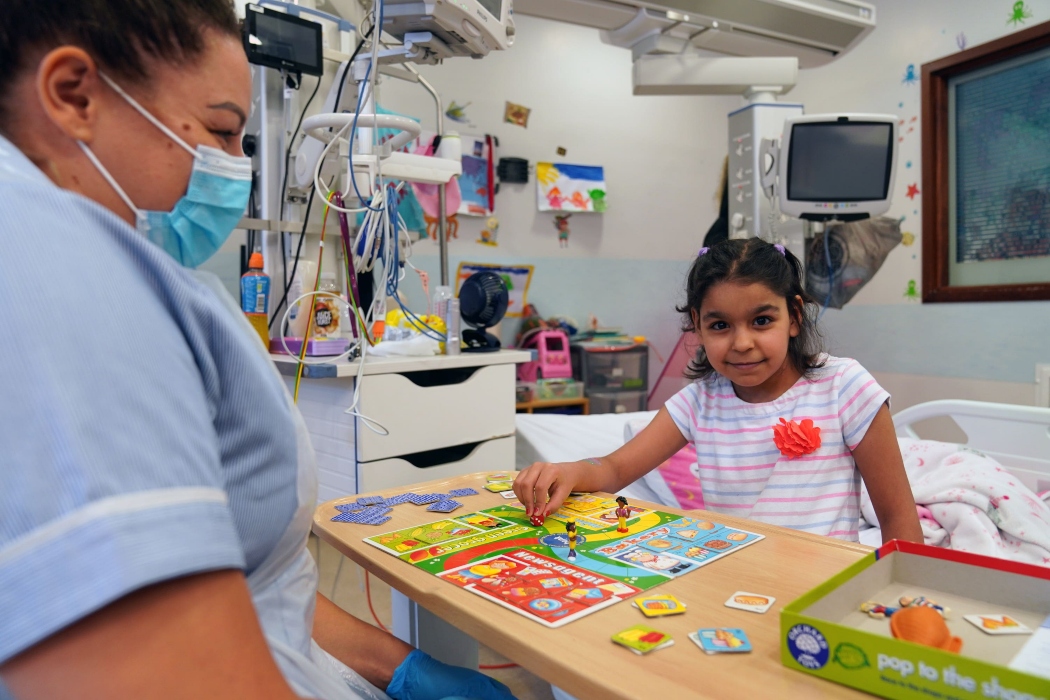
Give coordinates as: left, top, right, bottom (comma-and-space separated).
432, 285, 453, 323
240, 252, 270, 347
311, 272, 340, 339
445, 297, 461, 355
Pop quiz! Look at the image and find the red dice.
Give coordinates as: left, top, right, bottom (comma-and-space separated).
530, 513, 545, 527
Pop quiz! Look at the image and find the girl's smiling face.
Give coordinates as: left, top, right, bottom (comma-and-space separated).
695, 280, 803, 403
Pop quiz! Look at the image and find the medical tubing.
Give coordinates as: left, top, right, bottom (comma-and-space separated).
269, 186, 315, 329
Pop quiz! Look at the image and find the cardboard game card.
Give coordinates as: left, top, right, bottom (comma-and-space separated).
408, 493, 442, 505
707, 528, 760, 546
484, 481, 514, 493
500, 490, 519, 499
964, 614, 1033, 635
487, 472, 514, 481
455, 513, 511, 530
690, 628, 752, 654
448, 487, 479, 497
611, 625, 674, 655
427, 500, 463, 513
638, 538, 688, 556
724, 592, 775, 614
633, 594, 687, 617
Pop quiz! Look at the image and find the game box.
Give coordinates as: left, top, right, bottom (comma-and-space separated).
780, 540, 1050, 699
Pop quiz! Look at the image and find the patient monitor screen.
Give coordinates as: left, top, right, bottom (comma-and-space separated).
787, 123, 893, 201
477, 0, 503, 20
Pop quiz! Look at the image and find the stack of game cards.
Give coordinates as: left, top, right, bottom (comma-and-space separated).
611, 625, 674, 655
331, 506, 392, 526
633, 594, 687, 618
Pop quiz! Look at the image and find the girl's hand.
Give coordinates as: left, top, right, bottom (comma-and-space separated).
512, 461, 585, 517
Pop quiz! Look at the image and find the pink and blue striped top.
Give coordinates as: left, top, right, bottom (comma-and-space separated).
665, 355, 889, 542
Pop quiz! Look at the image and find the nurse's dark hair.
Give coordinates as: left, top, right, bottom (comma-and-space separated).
677, 237, 825, 381
0, 0, 239, 132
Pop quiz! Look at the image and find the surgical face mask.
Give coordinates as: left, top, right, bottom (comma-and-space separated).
77, 73, 252, 268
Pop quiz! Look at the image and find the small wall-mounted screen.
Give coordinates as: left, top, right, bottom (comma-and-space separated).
787, 123, 893, 202
245, 7, 323, 76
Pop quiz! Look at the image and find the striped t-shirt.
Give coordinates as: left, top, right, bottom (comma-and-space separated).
666, 356, 889, 541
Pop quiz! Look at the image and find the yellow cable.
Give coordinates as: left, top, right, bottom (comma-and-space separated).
293, 192, 335, 404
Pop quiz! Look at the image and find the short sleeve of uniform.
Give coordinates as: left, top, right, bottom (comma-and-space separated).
835, 360, 890, 450
0, 183, 245, 663
665, 383, 703, 443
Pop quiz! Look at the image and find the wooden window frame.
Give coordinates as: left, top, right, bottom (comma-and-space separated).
922, 20, 1050, 302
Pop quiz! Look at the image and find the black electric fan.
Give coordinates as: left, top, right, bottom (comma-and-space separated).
458, 271, 509, 353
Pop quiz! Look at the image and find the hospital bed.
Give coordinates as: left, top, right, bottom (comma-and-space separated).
515, 400, 1050, 548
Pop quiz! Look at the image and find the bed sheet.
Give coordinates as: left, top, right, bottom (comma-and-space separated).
514, 411, 669, 504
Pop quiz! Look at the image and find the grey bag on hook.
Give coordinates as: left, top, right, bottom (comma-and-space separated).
805, 216, 903, 309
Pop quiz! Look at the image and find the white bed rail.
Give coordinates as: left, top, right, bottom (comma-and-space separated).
893, 399, 1050, 495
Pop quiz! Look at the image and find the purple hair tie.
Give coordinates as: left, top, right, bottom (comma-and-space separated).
774, 244, 786, 256
698, 247, 710, 257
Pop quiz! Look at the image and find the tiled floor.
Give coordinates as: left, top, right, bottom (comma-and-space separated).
309, 535, 556, 700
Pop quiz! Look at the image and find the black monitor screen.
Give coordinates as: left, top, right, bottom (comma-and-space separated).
477, 0, 503, 20
245, 8, 323, 76
787, 122, 893, 201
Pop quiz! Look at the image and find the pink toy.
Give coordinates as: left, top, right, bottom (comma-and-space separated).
517, 330, 572, 382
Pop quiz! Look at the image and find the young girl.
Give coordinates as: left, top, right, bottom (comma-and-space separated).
513, 238, 922, 544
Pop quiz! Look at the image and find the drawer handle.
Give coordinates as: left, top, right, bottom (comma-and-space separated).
401, 366, 481, 387
398, 441, 483, 468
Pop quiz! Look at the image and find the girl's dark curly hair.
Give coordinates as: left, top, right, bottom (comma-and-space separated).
677, 238, 825, 381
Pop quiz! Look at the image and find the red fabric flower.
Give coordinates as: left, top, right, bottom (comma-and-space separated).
773, 418, 822, 458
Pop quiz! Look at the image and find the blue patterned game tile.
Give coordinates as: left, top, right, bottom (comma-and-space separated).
427, 500, 462, 513
385, 494, 414, 505
409, 493, 442, 505
335, 502, 365, 513
448, 488, 479, 497
364, 516, 391, 526
356, 495, 385, 506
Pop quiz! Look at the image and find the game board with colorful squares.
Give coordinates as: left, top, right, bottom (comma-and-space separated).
343, 487, 764, 628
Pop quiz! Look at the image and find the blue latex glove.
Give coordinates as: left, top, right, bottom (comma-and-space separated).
387, 649, 517, 700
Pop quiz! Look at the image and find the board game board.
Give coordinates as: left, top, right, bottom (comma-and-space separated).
363, 495, 764, 627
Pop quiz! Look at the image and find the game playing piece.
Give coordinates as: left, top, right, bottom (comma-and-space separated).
615, 496, 630, 533
530, 512, 546, 527
690, 628, 752, 654
448, 487, 479, 497
611, 625, 674, 655
899, 595, 950, 618
427, 500, 463, 513
633, 594, 687, 617
859, 601, 900, 619
963, 614, 1033, 635
724, 592, 775, 614
566, 518, 577, 560
484, 481, 514, 493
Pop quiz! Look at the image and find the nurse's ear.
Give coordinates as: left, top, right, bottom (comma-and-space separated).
34, 47, 104, 143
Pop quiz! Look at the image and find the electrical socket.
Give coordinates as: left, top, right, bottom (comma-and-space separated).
1036, 364, 1050, 408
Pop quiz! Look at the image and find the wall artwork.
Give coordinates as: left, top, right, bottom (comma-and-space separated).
1007, 1, 1033, 26
457, 135, 494, 217
504, 101, 531, 128
536, 162, 607, 212
554, 214, 572, 248
455, 263, 534, 317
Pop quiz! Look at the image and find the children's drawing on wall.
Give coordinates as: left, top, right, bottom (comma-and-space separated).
408, 132, 463, 243
1008, 1, 1033, 25
901, 231, 916, 247
906, 183, 921, 200
454, 135, 494, 217
445, 101, 472, 124
504, 101, 531, 128
957, 32, 968, 50
554, 214, 571, 248
477, 217, 499, 246
904, 279, 920, 302
536, 162, 607, 212
902, 64, 918, 85
455, 262, 533, 317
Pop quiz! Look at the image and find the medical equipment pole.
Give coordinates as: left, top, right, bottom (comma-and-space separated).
406, 67, 449, 286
